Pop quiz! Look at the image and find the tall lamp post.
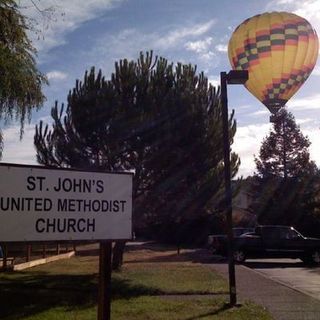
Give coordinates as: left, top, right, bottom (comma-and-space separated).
220, 70, 248, 306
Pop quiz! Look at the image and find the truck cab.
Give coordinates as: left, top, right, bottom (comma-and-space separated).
233, 225, 320, 264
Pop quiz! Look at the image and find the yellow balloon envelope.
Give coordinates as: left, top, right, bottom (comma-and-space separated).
228, 12, 319, 113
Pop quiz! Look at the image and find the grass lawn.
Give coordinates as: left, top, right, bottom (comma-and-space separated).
0, 243, 272, 320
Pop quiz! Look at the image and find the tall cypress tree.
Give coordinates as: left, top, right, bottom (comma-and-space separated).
251, 108, 320, 235
254, 108, 316, 178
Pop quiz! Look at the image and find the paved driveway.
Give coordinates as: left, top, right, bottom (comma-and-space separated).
244, 258, 320, 301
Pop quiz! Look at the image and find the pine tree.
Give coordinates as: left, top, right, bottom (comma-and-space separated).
254, 108, 316, 178
251, 108, 320, 235
34, 51, 240, 266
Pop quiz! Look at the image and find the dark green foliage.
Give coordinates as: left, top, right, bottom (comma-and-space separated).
251, 108, 320, 236
0, 0, 47, 157
35, 69, 117, 170
34, 51, 239, 246
146, 213, 226, 246
255, 108, 316, 178
250, 174, 320, 237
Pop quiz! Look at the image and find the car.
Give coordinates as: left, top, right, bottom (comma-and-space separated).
207, 227, 254, 253
214, 225, 320, 265
232, 227, 255, 237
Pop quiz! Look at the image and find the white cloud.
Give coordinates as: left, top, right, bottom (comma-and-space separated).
47, 70, 68, 81
287, 93, 320, 110
185, 37, 213, 53
294, 1, 320, 23
237, 104, 254, 111
233, 123, 271, 177
2, 124, 38, 164
215, 44, 228, 53
91, 26, 209, 71
274, 0, 297, 4
208, 77, 219, 88
198, 51, 216, 62
296, 118, 313, 125
155, 20, 216, 50
302, 126, 320, 164
20, 0, 123, 54
184, 37, 217, 63
312, 65, 320, 76
249, 109, 269, 117
85, 19, 219, 72
1, 116, 52, 165
88, 28, 150, 68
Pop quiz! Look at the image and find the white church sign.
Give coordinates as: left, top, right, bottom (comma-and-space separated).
0, 164, 132, 242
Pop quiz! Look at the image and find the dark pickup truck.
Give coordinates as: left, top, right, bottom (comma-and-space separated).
208, 227, 254, 253
211, 225, 320, 265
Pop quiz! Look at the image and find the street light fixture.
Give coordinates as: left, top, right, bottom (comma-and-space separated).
220, 70, 248, 306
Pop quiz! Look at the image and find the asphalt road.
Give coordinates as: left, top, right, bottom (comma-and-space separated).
244, 258, 320, 301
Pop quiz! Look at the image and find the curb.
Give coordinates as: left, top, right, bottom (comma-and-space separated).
13, 251, 75, 271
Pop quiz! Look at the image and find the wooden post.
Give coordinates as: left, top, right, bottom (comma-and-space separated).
26, 244, 31, 262
56, 243, 60, 255
3, 244, 7, 270
42, 245, 47, 258
98, 241, 112, 320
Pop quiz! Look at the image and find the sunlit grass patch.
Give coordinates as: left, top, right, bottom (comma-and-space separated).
0, 243, 272, 320
114, 263, 228, 295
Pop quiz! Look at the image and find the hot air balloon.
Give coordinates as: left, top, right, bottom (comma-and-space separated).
228, 11, 319, 115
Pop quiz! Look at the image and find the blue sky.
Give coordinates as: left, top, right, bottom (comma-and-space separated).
2, 0, 320, 177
